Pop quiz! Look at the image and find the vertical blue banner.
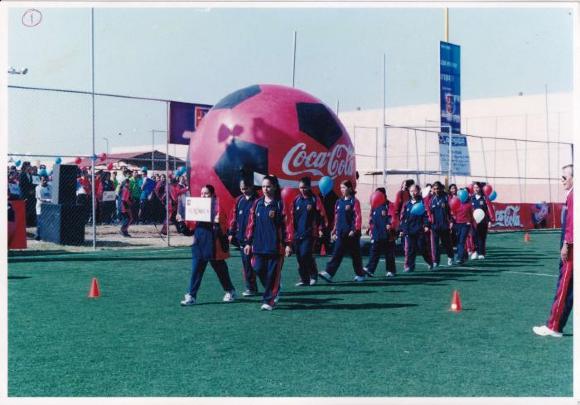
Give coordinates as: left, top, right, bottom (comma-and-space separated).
439, 41, 470, 176
440, 41, 461, 134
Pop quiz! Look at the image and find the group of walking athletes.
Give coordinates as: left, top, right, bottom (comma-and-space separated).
180, 174, 496, 311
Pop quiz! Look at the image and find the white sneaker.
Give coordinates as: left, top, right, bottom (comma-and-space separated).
353, 275, 367, 282
242, 289, 258, 297
318, 271, 333, 282
386, 272, 395, 278
223, 290, 236, 302
447, 258, 454, 266
309, 278, 317, 286
180, 294, 196, 306
478, 255, 485, 260
470, 252, 478, 260
533, 325, 562, 338
295, 281, 306, 287
260, 303, 273, 311
363, 267, 375, 277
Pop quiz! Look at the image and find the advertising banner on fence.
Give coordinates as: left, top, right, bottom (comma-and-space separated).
490, 202, 563, 231
169, 102, 213, 145
439, 133, 471, 176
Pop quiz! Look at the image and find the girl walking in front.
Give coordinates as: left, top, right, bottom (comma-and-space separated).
181, 184, 237, 306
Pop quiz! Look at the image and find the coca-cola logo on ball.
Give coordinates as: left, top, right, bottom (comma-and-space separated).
188, 84, 356, 215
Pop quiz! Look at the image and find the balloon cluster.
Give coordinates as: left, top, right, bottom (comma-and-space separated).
449, 183, 498, 213
175, 166, 187, 177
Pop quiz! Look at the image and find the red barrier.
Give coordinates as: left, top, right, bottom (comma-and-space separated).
9, 200, 27, 249
490, 202, 563, 231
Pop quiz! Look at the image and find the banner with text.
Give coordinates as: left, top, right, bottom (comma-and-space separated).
439, 133, 471, 176
169, 102, 213, 145
490, 202, 563, 231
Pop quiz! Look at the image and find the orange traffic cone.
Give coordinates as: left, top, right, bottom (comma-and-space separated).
450, 290, 462, 312
524, 232, 531, 242
88, 278, 100, 298
320, 243, 327, 256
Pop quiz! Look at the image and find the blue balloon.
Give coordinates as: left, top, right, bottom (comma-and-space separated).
15, 160, 21, 167
410, 202, 425, 216
319, 176, 333, 196
489, 191, 497, 201
38, 169, 48, 177
458, 189, 469, 203
141, 166, 148, 173
55, 157, 62, 164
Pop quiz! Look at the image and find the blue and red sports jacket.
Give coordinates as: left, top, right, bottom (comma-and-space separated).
369, 201, 391, 241
245, 197, 292, 255
332, 196, 362, 237
292, 194, 328, 240
429, 193, 452, 231
228, 194, 257, 244
470, 194, 496, 223
400, 199, 429, 236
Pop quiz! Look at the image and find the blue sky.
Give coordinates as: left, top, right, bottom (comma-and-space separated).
6, 5, 574, 156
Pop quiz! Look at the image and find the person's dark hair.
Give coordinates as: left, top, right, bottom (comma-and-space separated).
404, 179, 415, 189
263, 174, 281, 199
375, 187, 386, 196
425, 183, 432, 188
299, 176, 311, 187
449, 183, 457, 190
341, 179, 356, 195
39, 175, 48, 182
203, 184, 215, 197
432, 181, 444, 189
562, 164, 574, 177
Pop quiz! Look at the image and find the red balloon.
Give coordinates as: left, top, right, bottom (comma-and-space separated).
187, 84, 357, 220
107, 162, 114, 170
449, 196, 461, 211
281, 187, 299, 208
370, 191, 386, 209
74, 157, 82, 165
466, 184, 474, 195
483, 184, 493, 196
99, 153, 107, 162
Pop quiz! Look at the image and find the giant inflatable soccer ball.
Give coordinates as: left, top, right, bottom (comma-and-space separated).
188, 84, 356, 214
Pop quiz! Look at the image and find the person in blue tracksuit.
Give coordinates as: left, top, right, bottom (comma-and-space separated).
292, 177, 328, 286
319, 180, 367, 283
364, 187, 397, 278
244, 175, 292, 311
399, 184, 433, 272
228, 178, 259, 296
428, 181, 454, 268
180, 184, 237, 306
470, 182, 496, 260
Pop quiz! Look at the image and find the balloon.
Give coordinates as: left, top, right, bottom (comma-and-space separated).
15, 160, 21, 167
281, 187, 299, 208
489, 191, 497, 201
107, 163, 114, 170
75, 157, 82, 165
466, 184, 474, 195
38, 169, 48, 177
483, 184, 493, 196
319, 176, 334, 197
188, 84, 356, 220
370, 191, 386, 209
458, 189, 469, 203
449, 196, 461, 211
141, 166, 148, 172
55, 157, 62, 164
421, 185, 431, 199
473, 208, 485, 224
99, 153, 107, 162
410, 202, 425, 216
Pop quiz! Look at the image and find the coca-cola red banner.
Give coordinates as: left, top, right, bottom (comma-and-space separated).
490, 202, 564, 231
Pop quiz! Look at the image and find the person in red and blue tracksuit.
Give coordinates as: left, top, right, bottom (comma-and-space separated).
319, 180, 367, 282
180, 184, 237, 306
244, 175, 292, 311
447, 183, 458, 246
291, 177, 328, 286
364, 187, 397, 278
228, 178, 259, 296
470, 182, 496, 260
400, 184, 433, 272
452, 192, 474, 265
428, 181, 454, 268
534, 164, 574, 337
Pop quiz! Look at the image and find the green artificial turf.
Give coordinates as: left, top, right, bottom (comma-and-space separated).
7, 231, 572, 397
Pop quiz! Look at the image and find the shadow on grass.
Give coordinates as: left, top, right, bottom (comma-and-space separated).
8, 276, 31, 280
280, 289, 375, 297
9, 255, 191, 264
277, 302, 418, 311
